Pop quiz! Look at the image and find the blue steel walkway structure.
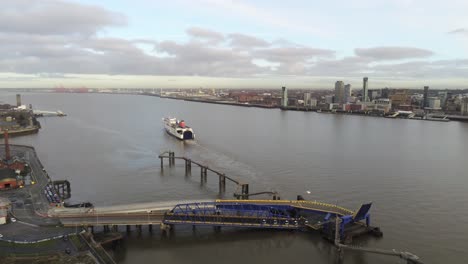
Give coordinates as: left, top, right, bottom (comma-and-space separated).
162, 199, 372, 240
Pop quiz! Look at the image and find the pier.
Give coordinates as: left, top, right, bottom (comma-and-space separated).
55, 198, 379, 244
33, 110, 67, 117
159, 151, 252, 198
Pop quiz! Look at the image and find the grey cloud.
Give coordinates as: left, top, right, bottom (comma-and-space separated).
448, 28, 468, 35
228, 33, 270, 48
186, 27, 225, 43
155, 41, 265, 76
355, 47, 434, 60
0, 1, 465, 82
306, 56, 373, 76
0, 0, 126, 35
256, 47, 335, 63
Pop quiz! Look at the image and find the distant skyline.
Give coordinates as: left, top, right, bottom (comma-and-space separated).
1, 0, 468, 89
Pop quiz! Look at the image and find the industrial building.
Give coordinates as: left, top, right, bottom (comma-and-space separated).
0, 130, 28, 190
0, 168, 18, 189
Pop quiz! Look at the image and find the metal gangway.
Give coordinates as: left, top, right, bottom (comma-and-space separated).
162, 199, 372, 233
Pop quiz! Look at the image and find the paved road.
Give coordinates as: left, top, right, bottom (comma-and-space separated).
0, 145, 53, 216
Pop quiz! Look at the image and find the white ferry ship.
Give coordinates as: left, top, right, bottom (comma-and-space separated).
163, 117, 195, 140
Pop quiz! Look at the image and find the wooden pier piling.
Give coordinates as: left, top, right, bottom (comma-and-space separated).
200, 166, 207, 183
219, 174, 226, 193
158, 151, 264, 199
241, 184, 249, 199
185, 159, 192, 175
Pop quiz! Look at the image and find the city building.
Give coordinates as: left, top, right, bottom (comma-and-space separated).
310, 98, 318, 107
325, 95, 334, 104
229, 92, 261, 103
343, 103, 365, 111
423, 86, 429, 108
363, 77, 369, 102
344, 84, 351, 103
462, 97, 468, 116
381, 88, 390, 99
304, 92, 311, 106
281, 87, 288, 107
16, 94, 21, 107
368, 89, 380, 101
374, 99, 392, 113
334, 81, 345, 104
427, 97, 441, 110
390, 89, 411, 109
438, 91, 448, 109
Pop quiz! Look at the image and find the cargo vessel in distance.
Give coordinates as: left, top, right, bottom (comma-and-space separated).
163, 117, 195, 140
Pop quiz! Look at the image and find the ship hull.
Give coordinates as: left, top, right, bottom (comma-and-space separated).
163, 118, 195, 140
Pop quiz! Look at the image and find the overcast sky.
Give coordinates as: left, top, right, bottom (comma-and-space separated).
1, 0, 468, 89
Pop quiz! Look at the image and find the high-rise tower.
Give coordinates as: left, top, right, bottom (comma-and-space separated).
334, 81, 345, 104
363, 77, 369, 102
281, 87, 288, 107
423, 86, 429, 108
16, 94, 21, 107
344, 84, 351, 103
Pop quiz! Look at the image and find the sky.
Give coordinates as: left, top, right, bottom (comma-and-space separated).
1, 0, 468, 89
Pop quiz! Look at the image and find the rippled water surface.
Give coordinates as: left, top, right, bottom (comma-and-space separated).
3, 92, 468, 264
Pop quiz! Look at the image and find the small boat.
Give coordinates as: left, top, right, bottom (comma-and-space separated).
163, 117, 195, 140
424, 115, 450, 122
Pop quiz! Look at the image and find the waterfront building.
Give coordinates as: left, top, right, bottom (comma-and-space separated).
381, 88, 390, 98
347, 103, 364, 111
16, 94, 21, 107
334, 81, 345, 104
369, 89, 380, 101
304, 92, 311, 106
310, 98, 318, 107
362, 101, 376, 111
363, 77, 369, 102
390, 89, 411, 108
325, 95, 334, 104
423, 86, 429, 108
462, 97, 468, 116
427, 97, 441, 110
344, 84, 351, 103
438, 91, 448, 108
281, 87, 288, 107
329, 103, 341, 110
346, 96, 357, 103
374, 99, 392, 113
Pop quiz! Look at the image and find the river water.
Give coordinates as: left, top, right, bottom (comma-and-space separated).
1, 92, 467, 264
